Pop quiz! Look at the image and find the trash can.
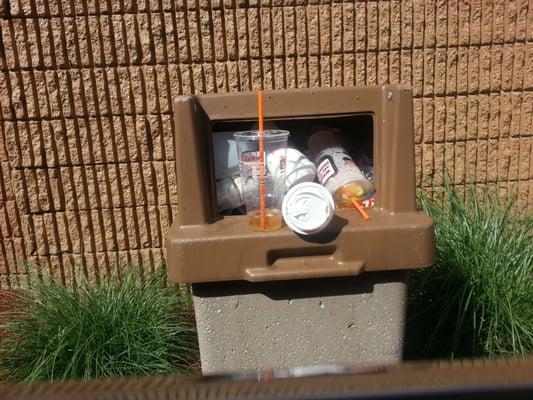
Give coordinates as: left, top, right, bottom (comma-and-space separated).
166, 85, 434, 373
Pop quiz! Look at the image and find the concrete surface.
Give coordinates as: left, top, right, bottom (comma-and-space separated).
192, 271, 408, 374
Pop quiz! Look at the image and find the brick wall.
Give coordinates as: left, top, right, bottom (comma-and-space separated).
0, 1, 532, 287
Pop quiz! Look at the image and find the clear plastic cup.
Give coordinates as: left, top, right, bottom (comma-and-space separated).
234, 130, 289, 231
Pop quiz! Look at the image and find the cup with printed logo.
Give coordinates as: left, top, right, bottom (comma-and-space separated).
308, 128, 374, 209
234, 130, 290, 231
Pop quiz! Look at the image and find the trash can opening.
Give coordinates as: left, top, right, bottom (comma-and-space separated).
211, 114, 375, 217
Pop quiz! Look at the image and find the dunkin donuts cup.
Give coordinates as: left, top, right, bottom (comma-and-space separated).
234, 130, 289, 231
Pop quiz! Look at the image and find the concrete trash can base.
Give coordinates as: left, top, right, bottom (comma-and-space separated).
192, 271, 407, 374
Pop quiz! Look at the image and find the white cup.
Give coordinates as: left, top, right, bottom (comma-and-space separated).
213, 132, 239, 179
216, 175, 243, 212
269, 147, 317, 190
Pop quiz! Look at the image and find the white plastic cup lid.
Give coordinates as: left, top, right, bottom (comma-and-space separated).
282, 182, 335, 235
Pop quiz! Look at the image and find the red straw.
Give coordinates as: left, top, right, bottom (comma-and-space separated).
257, 90, 266, 229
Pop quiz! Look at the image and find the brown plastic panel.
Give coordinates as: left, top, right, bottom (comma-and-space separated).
166, 85, 435, 284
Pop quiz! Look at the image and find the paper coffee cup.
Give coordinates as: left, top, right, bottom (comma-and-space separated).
269, 148, 317, 190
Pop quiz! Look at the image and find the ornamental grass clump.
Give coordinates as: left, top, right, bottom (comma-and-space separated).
406, 182, 532, 359
0, 265, 198, 382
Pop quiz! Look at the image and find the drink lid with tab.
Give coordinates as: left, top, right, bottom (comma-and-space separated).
282, 182, 335, 235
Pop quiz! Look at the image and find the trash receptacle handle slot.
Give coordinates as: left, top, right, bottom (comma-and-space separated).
266, 246, 336, 266
244, 247, 364, 282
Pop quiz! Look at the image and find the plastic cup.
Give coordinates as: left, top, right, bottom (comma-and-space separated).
234, 130, 290, 231
268, 147, 317, 190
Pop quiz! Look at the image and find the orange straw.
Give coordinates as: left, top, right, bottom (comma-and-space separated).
257, 90, 266, 230
351, 197, 370, 221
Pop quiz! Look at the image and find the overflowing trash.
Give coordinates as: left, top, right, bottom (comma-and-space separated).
213, 122, 375, 234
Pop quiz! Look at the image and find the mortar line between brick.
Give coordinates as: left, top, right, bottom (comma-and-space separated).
6, 0, 522, 19
456, 2, 467, 189
3, 248, 167, 262
247, 4, 256, 90
375, 0, 381, 85
289, 7, 299, 89
256, 1, 266, 89
267, 5, 275, 89
30, 15, 47, 69
402, 1, 417, 183
420, 176, 532, 188
302, 5, 311, 88
0, 239, 12, 283
182, 0, 196, 93
2, 88, 533, 124
351, 3, 356, 86
499, 1, 509, 193
145, 166, 162, 250
328, 3, 334, 87
3, 40, 533, 73
433, 1, 443, 191
139, 62, 160, 249
69, 2, 86, 68
280, 7, 288, 89
511, 2, 530, 201
418, 0, 431, 193
388, 1, 392, 86
0, 169, 15, 241
14, 204, 176, 217
206, 0, 220, 92
217, 0, 229, 75
0, 148, 10, 204
474, 1, 484, 186
440, 0, 452, 188
145, 1, 159, 65
338, 5, 347, 86
363, 0, 368, 85
194, 0, 209, 92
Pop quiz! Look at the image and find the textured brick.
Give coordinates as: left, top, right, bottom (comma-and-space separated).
523, 44, 533, 90
421, 143, 434, 187
433, 97, 446, 142
457, 0, 471, 45
354, 2, 366, 52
